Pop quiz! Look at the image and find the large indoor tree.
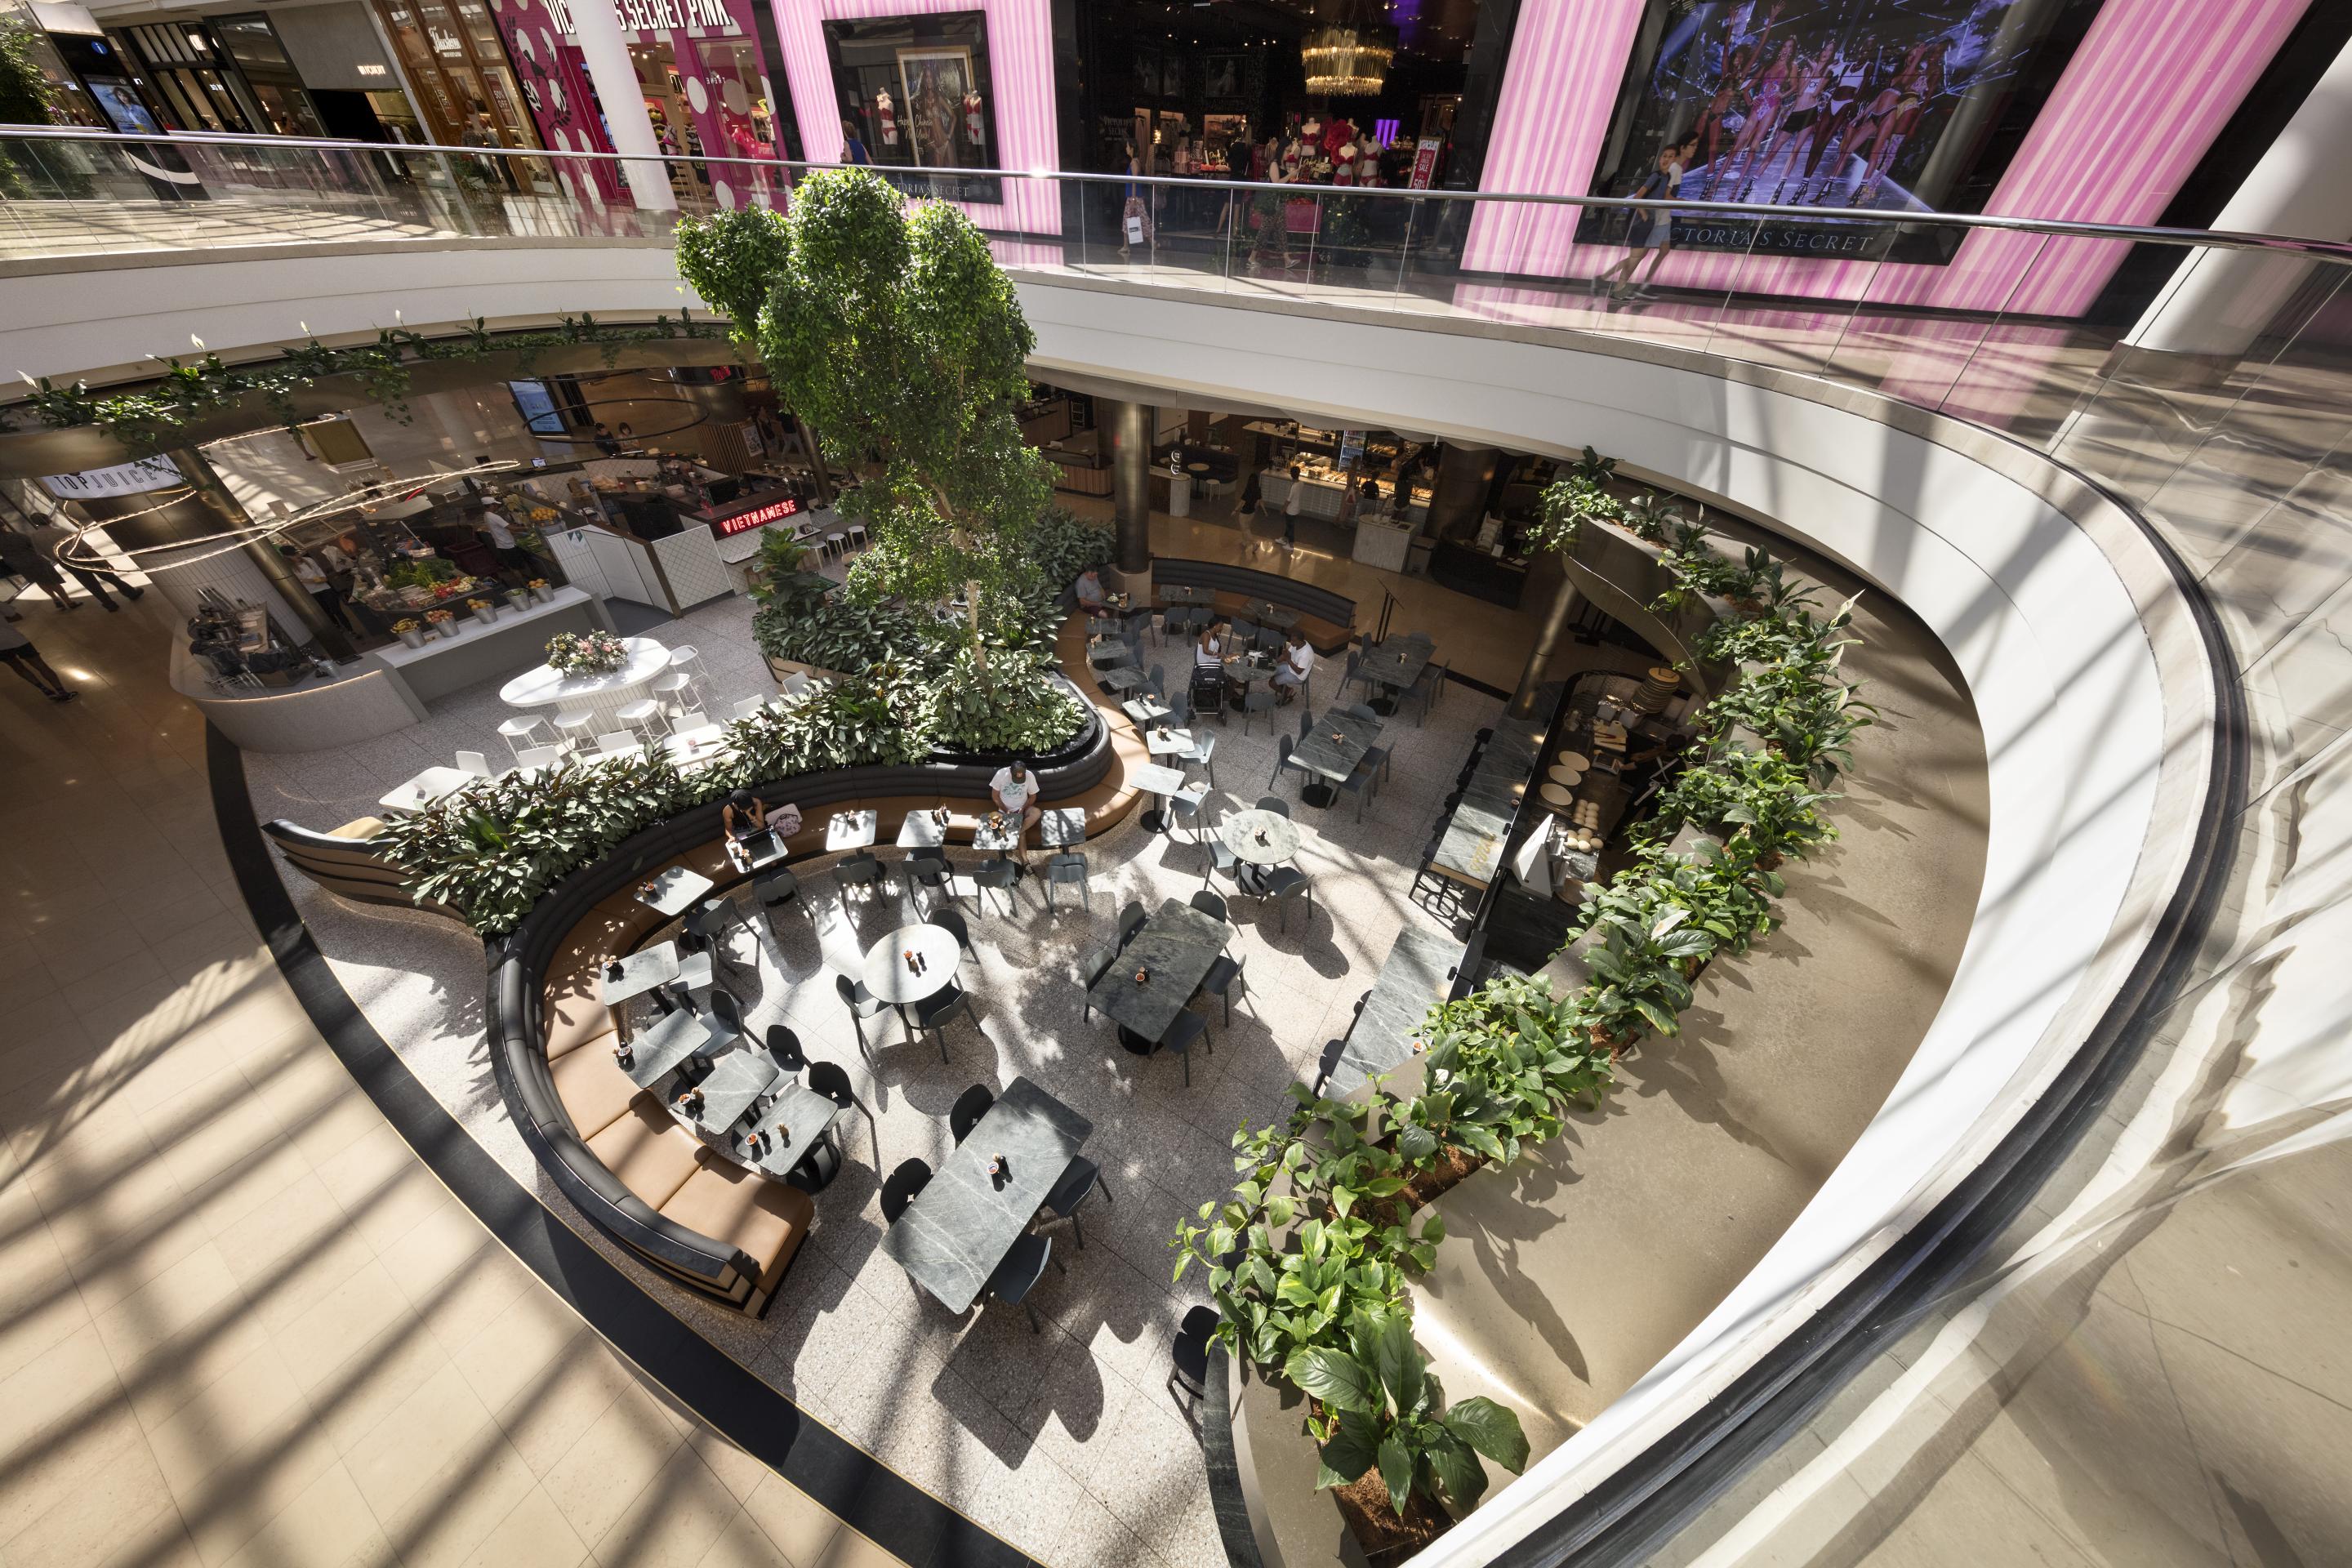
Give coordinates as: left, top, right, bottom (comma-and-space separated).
676, 169, 1053, 677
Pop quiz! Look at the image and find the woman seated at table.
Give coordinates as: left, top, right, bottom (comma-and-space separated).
988, 760, 1043, 859
722, 789, 803, 867
1192, 618, 1230, 703
1273, 627, 1315, 706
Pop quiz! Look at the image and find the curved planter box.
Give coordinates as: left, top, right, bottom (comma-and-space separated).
479, 699, 1109, 1305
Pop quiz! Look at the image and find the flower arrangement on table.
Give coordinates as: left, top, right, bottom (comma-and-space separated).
423, 608, 454, 624
545, 629, 629, 676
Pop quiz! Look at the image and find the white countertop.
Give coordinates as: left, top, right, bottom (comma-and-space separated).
371, 586, 602, 670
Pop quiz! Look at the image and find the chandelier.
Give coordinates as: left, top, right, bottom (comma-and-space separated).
1302, 16, 1395, 97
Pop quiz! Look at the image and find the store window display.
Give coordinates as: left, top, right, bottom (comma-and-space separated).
490, 0, 786, 213
821, 10, 1001, 205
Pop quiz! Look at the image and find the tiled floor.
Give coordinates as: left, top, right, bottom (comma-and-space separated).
0, 581, 907, 1568
248, 568, 1542, 1568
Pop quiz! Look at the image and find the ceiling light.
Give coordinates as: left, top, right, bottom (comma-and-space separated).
1302, 9, 1395, 96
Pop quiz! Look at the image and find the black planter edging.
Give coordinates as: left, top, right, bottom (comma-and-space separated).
209, 724, 1038, 1568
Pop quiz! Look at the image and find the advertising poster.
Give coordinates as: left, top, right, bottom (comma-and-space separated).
1578, 0, 2105, 264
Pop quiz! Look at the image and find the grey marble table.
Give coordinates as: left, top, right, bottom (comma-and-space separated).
1089, 899, 1227, 1044
1219, 809, 1300, 867
596, 942, 679, 1006
746, 1080, 844, 1177
882, 1076, 1093, 1313
862, 924, 960, 1007
896, 810, 952, 849
1290, 709, 1384, 803
1144, 726, 1198, 758
1040, 808, 1087, 849
1356, 640, 1432, 713
682, 1049, 778, 1138
1222, 653, 1279, 690
620, 1004, 733, 1089
826, 809, 878, 851
1122, 696, 1174, 726
1095, 665, 1143, 694
1160, 586, 1214, 608
635, 866, 715, 919
973, 814, 1024, 853
1333, 926, 1468, 1095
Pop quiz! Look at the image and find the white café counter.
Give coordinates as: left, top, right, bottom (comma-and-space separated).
180, 586, 613, 754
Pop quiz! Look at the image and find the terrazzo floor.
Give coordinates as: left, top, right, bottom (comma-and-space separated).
246, 584, 1535, 1568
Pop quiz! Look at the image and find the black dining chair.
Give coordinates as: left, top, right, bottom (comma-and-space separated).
1260, 866, 1316, 933
1298, 706, 1314, 742
1189, 889, 1228, 928
931, 907, 973, 963
686, 899, 741, 970
902, 848, 960, 908
1200, 953, 1247, 1026
948, 1084, 995, 1145
986, 1232, 1062, 1334
705, 986, 749, 1046
1341, 702, 1381, 724
1238, 688, 1277, 736
1169, 1303, 1222, 1409
1115, 900, 1147, 950
1080, 946, 1117, 1020
1160, 1009, 1209, 1086
754, 867, 803, 924
762, 1023, 807, 1076
1254, 795, 1292, 819
834, 972, 892, 1061
880, 1157, 933, 1226
804, 1059, 874, 1160
1147, 662, 1167, 699
971, 856, 1021, 915
1044, 852, 1093, 914
910, 983, 975, 1064
835, 850, 883, 899
1038, 1156, 1110, 1249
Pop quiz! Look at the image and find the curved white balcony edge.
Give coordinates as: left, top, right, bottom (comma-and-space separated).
0, 247, 2217, 1562
1013, 279, 2215, 1563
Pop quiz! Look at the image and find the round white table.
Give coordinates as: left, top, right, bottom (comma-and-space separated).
498, 636, 671, 733
861, 924, 960, 1007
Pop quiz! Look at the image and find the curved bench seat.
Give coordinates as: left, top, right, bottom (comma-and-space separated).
1147, 557, 1358, 654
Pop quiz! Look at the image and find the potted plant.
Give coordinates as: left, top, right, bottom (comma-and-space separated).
390, 617, 426, 650
466, 596, 497, 626
424, 607, 457, 639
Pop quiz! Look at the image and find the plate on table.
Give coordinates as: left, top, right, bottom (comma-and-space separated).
1557, 751, 1589, 771
1539, 782, 1574, 807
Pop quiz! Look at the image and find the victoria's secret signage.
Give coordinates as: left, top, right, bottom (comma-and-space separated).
713, 495, 801, 537
543, 0, 737, 37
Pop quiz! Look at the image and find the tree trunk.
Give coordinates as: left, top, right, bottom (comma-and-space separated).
965, 578, 987, 679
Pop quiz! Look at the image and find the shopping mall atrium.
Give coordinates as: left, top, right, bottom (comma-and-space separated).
0, 0, 2346, 1564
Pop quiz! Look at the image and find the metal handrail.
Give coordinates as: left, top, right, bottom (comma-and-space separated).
8, 124, 2352, 265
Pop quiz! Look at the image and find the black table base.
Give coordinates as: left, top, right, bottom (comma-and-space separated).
1116, 1025, 1156, 1056
1140, 807, 1169, 833
1369, 693, 1401, 715
1300, 782, 1338, 808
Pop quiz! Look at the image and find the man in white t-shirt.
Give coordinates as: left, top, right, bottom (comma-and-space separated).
1272, 628, 1314, 704
1281, 466, 1305, 547
989, 758, 1043, 858
475, 506, 533, 580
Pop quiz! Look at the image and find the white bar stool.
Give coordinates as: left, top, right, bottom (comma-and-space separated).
651, 670, 703, 714
497, 714, 551, 761
552, 709, 597, 753
666, 645, 706, 685
617, 697, 667, 742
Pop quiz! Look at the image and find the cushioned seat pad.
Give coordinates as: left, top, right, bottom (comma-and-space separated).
586, 1095, 704, 1209
662, 1154, 816, 1293
550, 1044, 639, 1138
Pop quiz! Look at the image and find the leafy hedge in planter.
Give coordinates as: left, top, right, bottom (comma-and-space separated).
1172, 459, 1874, 1537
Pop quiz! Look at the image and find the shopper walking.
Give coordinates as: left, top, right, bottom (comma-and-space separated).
0, 525, 75, 610
0, 617, 74, 701
1281, 466, 1305, 549
29, 516, 143, 610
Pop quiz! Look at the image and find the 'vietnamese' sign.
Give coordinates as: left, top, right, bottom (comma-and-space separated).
714, 496, 801, 537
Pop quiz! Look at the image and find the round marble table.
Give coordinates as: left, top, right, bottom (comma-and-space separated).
1219, 809, 1300, 867
498, 636, 671, 733
862, 924, 961, 1007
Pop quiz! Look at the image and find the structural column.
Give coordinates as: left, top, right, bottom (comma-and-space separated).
1102, 396, 1155, 576
2124, 35, 2352, 363
1426, 441, 1499, 542
1510, 572, 1584, 719
566, 0, 676, 214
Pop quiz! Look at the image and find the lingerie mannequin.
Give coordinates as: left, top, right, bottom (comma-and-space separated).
875, 90, 898, 146
1332, 141, 1358, 186
964, 90, 985, 145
